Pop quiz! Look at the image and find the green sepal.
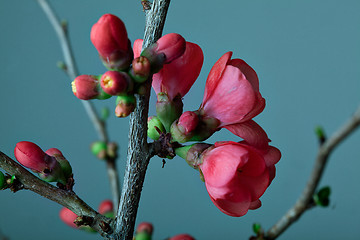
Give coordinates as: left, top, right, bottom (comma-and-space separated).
148, 116, 165, 140
135, 232, 152, 240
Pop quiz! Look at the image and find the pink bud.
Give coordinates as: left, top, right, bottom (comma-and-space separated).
169, 234, 195, 240
155, 33, 186, 63
59, 207, 78, 228
71, 75, 99, 100
14, 141, 49, 172
130, 56, 151, 83
90, 14, 133, 70
45, 148, 64, 158
136, 222, 153, 234
177, 111, 199, 135
100, 71, 131, 95
98, 200, 113, 215
91, 14, 128, 56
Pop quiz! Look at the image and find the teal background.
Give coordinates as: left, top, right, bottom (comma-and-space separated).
1, 0, 360, 239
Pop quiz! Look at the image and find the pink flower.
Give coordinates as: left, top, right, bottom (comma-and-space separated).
134, 39, 203, 100
136, 222, 153, 234
90, 14, 133, 70
169, 234, 195, 240
100, 71, 131, 95
199, 141, 280, 217
98, 200, 114, 215
59, 207, 78, 228
14, 141, 57, 173
200, 52, 265, 127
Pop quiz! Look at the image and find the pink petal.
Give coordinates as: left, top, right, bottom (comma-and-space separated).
262, 146, 281, 166
200, 144, 249, 188
133, 39, 143, 59
209, 192, 251, 217
249, 199, 262, 210
202, 52, 232, 104
224, 120, 270, 150
229, 59, 259, 91
202, 65, 256, 125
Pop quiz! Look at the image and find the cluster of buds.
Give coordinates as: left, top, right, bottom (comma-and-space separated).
14, 141, 72, 186
71, 13, 281, 219
71, 14, 188, 118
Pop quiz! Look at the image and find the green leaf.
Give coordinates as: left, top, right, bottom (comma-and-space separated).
252, 222, 262, 235
313, 186, 331, 207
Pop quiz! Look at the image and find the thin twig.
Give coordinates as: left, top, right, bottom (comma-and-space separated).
114, 1, 171, 239
265, 105, 360, 239
0, 152, 113, 237
36, 0, 120, 207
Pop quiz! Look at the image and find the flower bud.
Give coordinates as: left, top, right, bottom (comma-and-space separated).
72, 75, 111, 100
14, 141, 48, 172
115, 95, 136, 117
169, 234, 195, 240
136, 222, 153, 235
14, 141, 67, 184
98, 200, 114, 218
129, 56, 151, 83
91, 14, 133, 70
100, 71, 132, 95
140, 33, 186, 72
147, 116, 165, 140
91, 141, 107, 159
59, 207, 78, 228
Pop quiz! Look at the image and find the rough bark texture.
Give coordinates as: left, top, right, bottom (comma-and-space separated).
114, 1, 171, 240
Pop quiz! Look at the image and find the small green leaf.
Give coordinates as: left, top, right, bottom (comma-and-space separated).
314, 126, 326, 143
252, 223, 262, 235
313, 186, 331, 207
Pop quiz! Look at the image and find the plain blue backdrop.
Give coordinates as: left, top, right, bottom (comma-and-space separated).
1, 0, 360, 239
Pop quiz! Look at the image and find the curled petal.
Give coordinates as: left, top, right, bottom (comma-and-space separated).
224, 120, 270, 149
202, 51, 232, 103
202, 65, 257, 126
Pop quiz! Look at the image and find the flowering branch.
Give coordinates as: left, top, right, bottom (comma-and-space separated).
114, 1, 171, 239
0, 151, 113, 237
265, 105, 360, 239
36, 0, 120, 207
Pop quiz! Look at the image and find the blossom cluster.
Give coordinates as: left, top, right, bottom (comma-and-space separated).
13, 11, 281, 234
70, 13, 281, 217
